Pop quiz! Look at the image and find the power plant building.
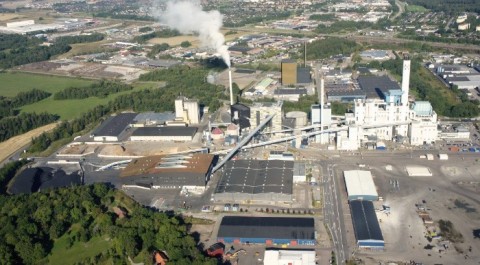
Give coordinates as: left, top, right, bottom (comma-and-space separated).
217, 216, 316, 245
250, 101, 283, 133
175, 97, 200, 125
214, 160, 293, 203
344, 170, 378, 201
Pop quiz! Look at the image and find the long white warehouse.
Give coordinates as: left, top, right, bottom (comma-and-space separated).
344, 170, 378, 201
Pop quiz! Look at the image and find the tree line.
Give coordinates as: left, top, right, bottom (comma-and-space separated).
404, 0, 480, 13
147, 43, 170, 59
133, 29, 180, 43
0, 89, 51, 119
0, 112, 59, 142
53, 80, 133, 100
0, 183, 216, 264
0, 160, 28, 195
305, 37, 361, 60
55, 33, 104, 45
0, 32, 106, 69
29, 65, 226, 153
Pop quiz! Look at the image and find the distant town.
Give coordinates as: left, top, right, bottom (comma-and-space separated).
0, 0, 479, 265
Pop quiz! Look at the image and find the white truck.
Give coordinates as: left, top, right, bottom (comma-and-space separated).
438, 153, 449, 160
426, 154, 434, 160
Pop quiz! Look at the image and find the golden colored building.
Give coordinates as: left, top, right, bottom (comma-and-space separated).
281, 59, 297, 85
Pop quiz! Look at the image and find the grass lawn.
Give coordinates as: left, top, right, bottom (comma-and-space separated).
21, 82, 158, 120
406, 4, 428, 12
0, 72, 94, 97
48, 234, 112, 265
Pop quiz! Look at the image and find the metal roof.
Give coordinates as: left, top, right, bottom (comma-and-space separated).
350, 200, 384, 241
297, 67, 312, 84
218, 216, 315, 240
131, 126, 197, 137
274, 88, 307, 95
133, 112, 175, 123
121, 153, 214, 177
215, 160, 293, 195
344, 170, 378, 199
357, 76, 401, 99
93, 113, 137, 137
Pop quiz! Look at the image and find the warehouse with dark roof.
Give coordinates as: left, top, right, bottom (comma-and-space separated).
350, 200, 385, 249
130, 126, 198, 141
8, 167, 82, 195
217, 216, 316, 245
357, 75, 401, 100
92, 112, 137, 142
214, 160, 293, 202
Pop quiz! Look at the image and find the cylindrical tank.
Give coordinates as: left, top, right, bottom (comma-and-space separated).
286, 111, 308, 128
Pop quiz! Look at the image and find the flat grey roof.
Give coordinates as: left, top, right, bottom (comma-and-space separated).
134, 112, 175, 123
274, 88, 307, 95
215, 160, 293, 195
357, 75, 400, 99
218, 216, 315, 240
93, 113, 137, 137
297, 67, 312, 84
132, 126, 197, 137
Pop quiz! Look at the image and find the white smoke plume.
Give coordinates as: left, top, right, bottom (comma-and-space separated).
157, 1, 230, 67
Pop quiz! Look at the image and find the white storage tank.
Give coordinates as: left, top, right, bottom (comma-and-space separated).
286, 111, 308, 128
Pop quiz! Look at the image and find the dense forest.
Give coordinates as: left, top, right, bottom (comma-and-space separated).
30, 65, 226, 153
133, 29, 180, 43
0, 89, 51, 119
54, 80, 133, 100
0, 33, 107, 69
404, 0, 480, 13
0, 183, 216, 264
305, 38, 361, 60
0, 112, 59, 142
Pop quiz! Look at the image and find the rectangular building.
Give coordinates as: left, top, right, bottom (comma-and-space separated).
264, 250, 315, 265
350, 200, 384, 249
121, 154, 214, 193
92, 113, 137, 142
214, 160, 293, 202
130, 126, 197, 141
344, 170, 378, 201
281, 59, 297, 85
217, 216, 316, 245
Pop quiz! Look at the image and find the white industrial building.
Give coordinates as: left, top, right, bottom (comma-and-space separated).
0, 20, 63, 35
333, 59, 439, 149
263, 250, 315, 265
293, 162, 306, 183
175, 97, 200, 125
250, 101, 283, 133
344, 170, 378, 201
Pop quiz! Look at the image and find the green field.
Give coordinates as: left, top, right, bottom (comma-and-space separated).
21, 83, 155, 120
406, 4, 428, 12
0, 72, 94, 97
48, 233, 112, 265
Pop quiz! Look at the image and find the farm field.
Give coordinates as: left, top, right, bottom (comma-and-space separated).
0, 123, 58, 163
0, 72, 94, 97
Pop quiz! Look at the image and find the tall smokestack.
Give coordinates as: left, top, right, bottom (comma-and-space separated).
401, 59, 410, 105
320, 73, 324, 130
229, 69, 234, 105
304, 41, 307, 67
